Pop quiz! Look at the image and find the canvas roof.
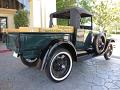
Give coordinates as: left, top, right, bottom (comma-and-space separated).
50, 7, 92, 19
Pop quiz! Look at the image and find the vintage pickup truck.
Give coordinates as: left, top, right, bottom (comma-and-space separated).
6, 7, 115, 82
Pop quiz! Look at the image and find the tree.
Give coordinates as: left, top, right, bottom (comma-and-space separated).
56, 0, 76, 25
111, 2, 120, 33
93, 1, 112, 31
93, 0, 120, 33
56, 0, 120, 34
57, 0, 76, 11
77, 0, 94, 24
14, 10, 29, 28
78, 0, 94, 11
56, 0, 93, 25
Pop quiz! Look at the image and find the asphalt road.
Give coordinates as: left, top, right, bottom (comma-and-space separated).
0, 35, 120, 90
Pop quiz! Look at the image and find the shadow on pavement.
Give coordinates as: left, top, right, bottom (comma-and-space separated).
0, 42, 11, 53
112, 55, 120, 59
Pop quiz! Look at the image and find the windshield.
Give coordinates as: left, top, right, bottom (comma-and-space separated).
80, 17, 92, 30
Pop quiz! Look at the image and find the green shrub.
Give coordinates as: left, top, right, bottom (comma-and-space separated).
14, 10, 29, 28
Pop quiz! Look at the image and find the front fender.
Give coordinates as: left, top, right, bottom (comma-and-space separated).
103, 39, 115, 53
40, 41, 77, 71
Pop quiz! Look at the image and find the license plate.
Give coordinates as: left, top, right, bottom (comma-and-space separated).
13, 52, 18, 58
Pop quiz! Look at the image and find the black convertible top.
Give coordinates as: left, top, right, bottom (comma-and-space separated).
50, 7, 92, 19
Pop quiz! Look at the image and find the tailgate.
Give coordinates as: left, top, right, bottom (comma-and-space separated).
6, 33, 19, 52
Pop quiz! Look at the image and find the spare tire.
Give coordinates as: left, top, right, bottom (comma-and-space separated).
93, 34, 106, 54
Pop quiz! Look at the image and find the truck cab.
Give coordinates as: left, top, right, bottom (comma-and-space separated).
50, 7, 94, 51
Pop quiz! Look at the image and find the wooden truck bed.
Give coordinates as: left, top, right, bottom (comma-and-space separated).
3, 25, 74, 33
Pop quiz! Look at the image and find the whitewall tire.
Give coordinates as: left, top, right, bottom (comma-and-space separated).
45, 48, 72, 82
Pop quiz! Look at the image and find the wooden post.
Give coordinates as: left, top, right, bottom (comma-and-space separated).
1, 0, 3, 8
8, 0, 11, 9
0, 0, 1, 8
13, 0, 16, 9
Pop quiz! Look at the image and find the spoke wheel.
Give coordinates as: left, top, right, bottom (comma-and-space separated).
104, 44, 113, 60
93, 35, 106, 54
45, 48, 72, 82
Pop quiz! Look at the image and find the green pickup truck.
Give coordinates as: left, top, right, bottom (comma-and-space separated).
6, 7, 115, 82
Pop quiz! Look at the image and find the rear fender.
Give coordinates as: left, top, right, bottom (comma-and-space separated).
40, 39, 60, 60
40, 40, 77, 71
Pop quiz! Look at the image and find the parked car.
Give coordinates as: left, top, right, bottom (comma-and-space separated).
6, 7, 115, 82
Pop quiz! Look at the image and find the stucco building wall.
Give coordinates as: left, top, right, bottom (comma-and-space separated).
30, 0, 56, 28
0, 8, 16, 29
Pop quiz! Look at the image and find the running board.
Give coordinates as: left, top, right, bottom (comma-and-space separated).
77, 50, 88, 56
77, 54, 94, 61
76, 50, 96, 61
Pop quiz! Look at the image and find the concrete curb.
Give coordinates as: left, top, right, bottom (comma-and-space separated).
0, 49, 11, 53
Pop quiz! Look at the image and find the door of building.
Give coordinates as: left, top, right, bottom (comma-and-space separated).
0, 17, 7, 41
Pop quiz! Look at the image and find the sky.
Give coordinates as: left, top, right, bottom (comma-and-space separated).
18, 0, 30, 11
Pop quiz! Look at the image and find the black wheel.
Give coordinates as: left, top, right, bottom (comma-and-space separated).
104, 44, 113, 60
20, 56, 39, 67
93, 35, 106, 54
45, 48, 72, 82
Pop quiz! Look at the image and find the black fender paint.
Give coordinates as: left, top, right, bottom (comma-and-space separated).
103, 39, 115, 54
40, 40, 77, 71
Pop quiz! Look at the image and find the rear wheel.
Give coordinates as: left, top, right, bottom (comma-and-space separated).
45, 48, 72, 82
20, 56, 39, 67
104, 44, 113, 60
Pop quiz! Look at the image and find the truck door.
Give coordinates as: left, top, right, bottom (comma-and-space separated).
75, 29, 92, 50
75, 16, 92, 50
75, 28, 85, 50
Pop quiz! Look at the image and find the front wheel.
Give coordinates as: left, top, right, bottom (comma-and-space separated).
45, 48, 72, 82
20, 56, 39, 67
104, 44, 113, 60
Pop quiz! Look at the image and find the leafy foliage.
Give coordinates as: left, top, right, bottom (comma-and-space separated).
93, 2, 109, 30
56, 0, 92, 25
14, 10, 29, 29
57, 0, 76, 11
56, 0, 76, 25
78, 0, 93, 11
93, 1, 120, 33
56, 0, 120, 33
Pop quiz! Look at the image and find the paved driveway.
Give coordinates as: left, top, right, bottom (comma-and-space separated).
0, 35, 120, 90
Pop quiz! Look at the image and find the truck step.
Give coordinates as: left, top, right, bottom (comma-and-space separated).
77, 54, 94, 61
77, 50, 88, 56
